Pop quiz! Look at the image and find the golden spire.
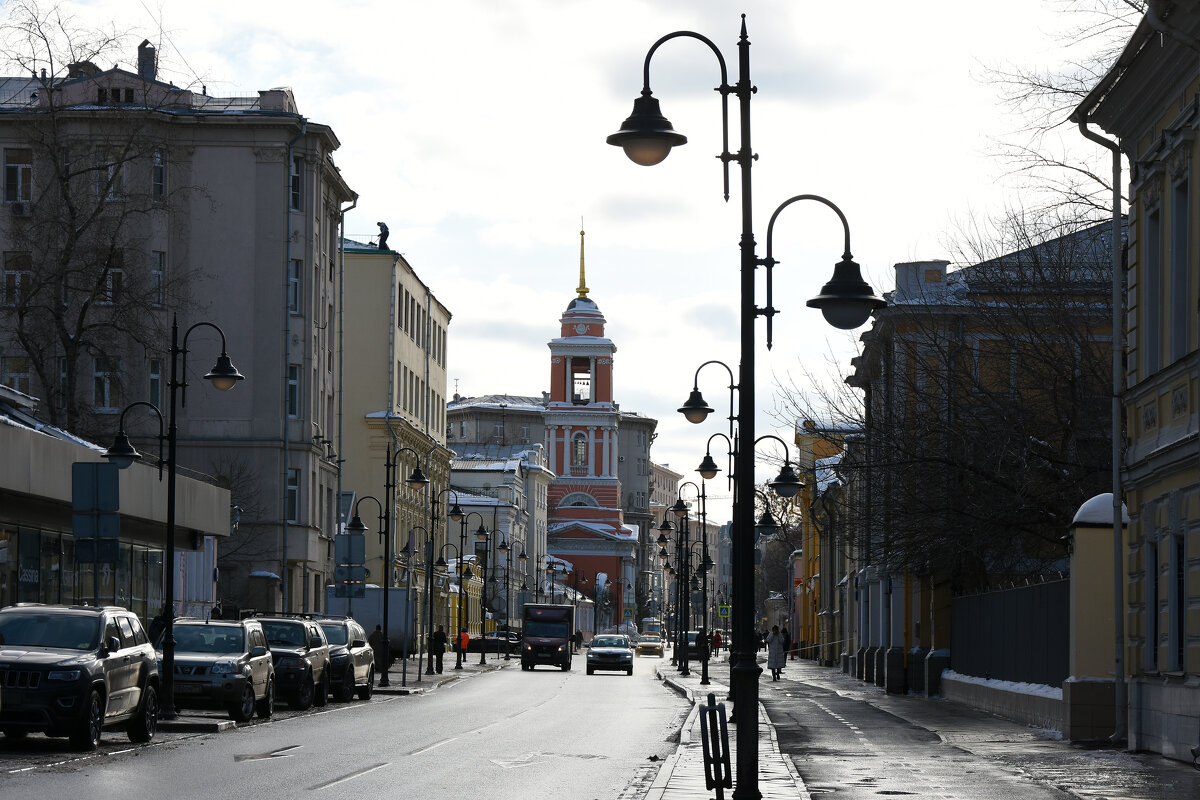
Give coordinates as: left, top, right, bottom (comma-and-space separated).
576, 225, 589, 298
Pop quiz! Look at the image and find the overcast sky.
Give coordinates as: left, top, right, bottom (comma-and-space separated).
50, 0, 1108, 521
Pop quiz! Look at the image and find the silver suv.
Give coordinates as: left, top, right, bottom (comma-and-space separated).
165, 618, 275, 722
0, 604, 160, 750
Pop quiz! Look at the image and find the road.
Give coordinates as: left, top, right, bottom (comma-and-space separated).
0, 653, 687, 799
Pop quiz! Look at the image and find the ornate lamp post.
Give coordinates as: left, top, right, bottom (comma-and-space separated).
609, 19, 884, 794
474, 517, 490, 666
435, 541, 471, 668
424, 491, 463, 675
104, 315, 243, 719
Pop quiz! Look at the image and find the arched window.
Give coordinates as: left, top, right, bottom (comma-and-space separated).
572, 432, 588, 466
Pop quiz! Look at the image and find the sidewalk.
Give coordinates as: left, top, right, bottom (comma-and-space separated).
648, 657, 808, 800
768, 656, 1200, 800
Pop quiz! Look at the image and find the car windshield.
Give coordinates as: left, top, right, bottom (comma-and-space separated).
641, 635, 660, 642
319, 624, 347, 645
593, 636, 628, 648
261, 621, 306, 647
525, 621, 567, 638
0, 613, 98, 650
173, 625, 245, 654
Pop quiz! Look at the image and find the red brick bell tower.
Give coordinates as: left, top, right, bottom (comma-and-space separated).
544, 231, 635, 632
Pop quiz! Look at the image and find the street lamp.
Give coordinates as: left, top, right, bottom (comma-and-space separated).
425, 491, 463, 675
104, 314, 243, 720
681, 480, 714, 685
455, 511, 485, 668
609, 17, 885, 797
498, 537, 527, 660
435, 541, 470, 668
474, 518, 490, 666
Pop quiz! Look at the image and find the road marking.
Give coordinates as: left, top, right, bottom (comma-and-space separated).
408, 737, 457, 755
235, 744, 303, 762
310, 762, 389, 790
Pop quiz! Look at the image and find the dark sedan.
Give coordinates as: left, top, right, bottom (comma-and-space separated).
468, 631, 521, 653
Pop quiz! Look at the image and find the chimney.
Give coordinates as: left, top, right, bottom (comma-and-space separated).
137, 40, 156, 82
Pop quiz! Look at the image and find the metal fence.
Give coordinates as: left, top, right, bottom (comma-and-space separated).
951, 579, 1068, 687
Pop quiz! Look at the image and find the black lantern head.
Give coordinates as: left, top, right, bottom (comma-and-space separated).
678, 388, 714, 424
103, 430, 142, 469
204, 352, 245, 391
696, 452, 720, 480
606, 91, 687, 166
806, 256, 887, 330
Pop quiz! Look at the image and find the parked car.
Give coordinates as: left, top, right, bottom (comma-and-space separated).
0, 603, 159, 750
586, 634, 634, 675
468, 631, 521, 653
256, 615, 331, 710
165, 617, 274, 722
635, 634, 664, 657
684, 630, 707, 661
316, 617, 374, 702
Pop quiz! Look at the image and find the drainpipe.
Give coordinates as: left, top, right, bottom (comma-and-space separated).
337, 194, 357, 613
282, 118, 306, 611
1074, 116, 1125, 743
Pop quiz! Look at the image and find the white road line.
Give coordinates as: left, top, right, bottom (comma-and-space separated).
408, 737, 457, 756
311, 762, 389, 790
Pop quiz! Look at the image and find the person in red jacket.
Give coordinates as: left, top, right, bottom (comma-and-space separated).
456, 628, 470, 667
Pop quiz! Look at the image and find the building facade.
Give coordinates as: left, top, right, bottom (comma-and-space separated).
0, 44, 356, 614
1073, 2, 1200, 760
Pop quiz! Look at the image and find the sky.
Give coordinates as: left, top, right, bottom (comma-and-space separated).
40, 0, 1110, 522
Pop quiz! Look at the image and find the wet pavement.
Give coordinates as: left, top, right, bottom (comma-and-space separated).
651, 653, 1200, 799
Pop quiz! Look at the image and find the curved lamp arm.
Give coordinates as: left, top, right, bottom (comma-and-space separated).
679, 359, 737, 441
103, 401, 166, 477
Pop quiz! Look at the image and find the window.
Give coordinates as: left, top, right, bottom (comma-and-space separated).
1, 356, 31, 395
460, 420, 466, 437
521, 423, 530, 441
98, 153, 124, 200
290, 156, 302, 210
1145, 208, 1162, 373
148, 358, 163, 407
93, 356, 120, 411
2, 251, 32, 305
4, 148, 31, 203
97, 87, 107, 104
1169, 532, 1186, 672
151, 150, 166, 197
286, 468, 300, 522
572, 432, 588, 466
101, 252, 123, 304
1170, 179, 1189, 362
286, 364, 300, 417
570, 357, 591, 404
151, 251, 165, 305
1146, 539, 1159, 672
493, 421, 504, 438
287, 259, 301, 313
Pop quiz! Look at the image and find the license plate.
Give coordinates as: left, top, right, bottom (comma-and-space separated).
173, 684, 203, 694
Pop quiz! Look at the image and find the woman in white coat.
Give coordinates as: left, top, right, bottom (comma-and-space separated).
765, 624, 785, 681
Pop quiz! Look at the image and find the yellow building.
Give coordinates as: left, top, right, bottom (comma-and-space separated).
340, 240, 453, 645
1073, 3, 1200, 761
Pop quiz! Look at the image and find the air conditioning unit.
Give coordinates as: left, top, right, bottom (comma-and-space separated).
10, 202, 29, 217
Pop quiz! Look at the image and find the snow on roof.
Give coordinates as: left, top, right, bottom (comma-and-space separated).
1072, 493, 1129, 526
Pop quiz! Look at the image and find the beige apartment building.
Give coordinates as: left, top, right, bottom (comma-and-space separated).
0, 43, 353, 613
338, 240, 452, 634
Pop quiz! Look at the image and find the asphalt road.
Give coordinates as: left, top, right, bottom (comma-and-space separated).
0, 653, 687, 800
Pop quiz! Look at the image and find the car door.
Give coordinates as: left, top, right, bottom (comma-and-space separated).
247, 627, 271, 694
99, 616, 133, 718
350, 622, 371, 683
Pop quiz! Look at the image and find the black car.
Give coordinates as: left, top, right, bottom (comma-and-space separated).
256, 615, 331, 710
0, 603, 160, 750
468, 631, 520, 653
586, 634, 634, 675
166, 618, 275, 722
316, 617, 373, 702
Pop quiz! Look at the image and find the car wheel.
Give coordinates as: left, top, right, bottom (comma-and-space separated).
70, 689, 104, 751
357, 667, 374, 701
229, 683, 256, 723
586, 667, 594, 675
127, 683, 159, 743
313, 668, 330, 707
336, 666, 356, 702
291, 669, 314, 710
627, 667, 634, 676
256, 678, 275, 718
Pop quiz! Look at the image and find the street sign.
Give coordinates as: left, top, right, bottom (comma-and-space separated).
334, 565, 366, 582
717, 605, 730, 619
335, 531, 365, 565
76, 538, 119, 564
623, 607, 634, 620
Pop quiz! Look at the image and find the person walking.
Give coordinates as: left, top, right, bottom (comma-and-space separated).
572, 628, 583, 653
456, 627, 470, 667
781, 626, 792, 663
765, 624, 785, 681
710, 629, 722, 658
376, 221, 389, 250
428, 625, 448, 674
368, 624, 387, 682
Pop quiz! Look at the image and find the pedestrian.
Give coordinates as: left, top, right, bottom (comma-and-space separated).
765, 624, 785, 681
429, 624, 448, 674
456, 627, 470, 666
368, 624, 387, 680
781, 627, 792, 664
376, 221, 389, 250
710, 629, 722, 658
572, 628, 583, 653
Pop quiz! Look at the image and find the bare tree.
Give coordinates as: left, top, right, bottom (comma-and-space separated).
0, 1, 203, 438
773, 209, 1116, 589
